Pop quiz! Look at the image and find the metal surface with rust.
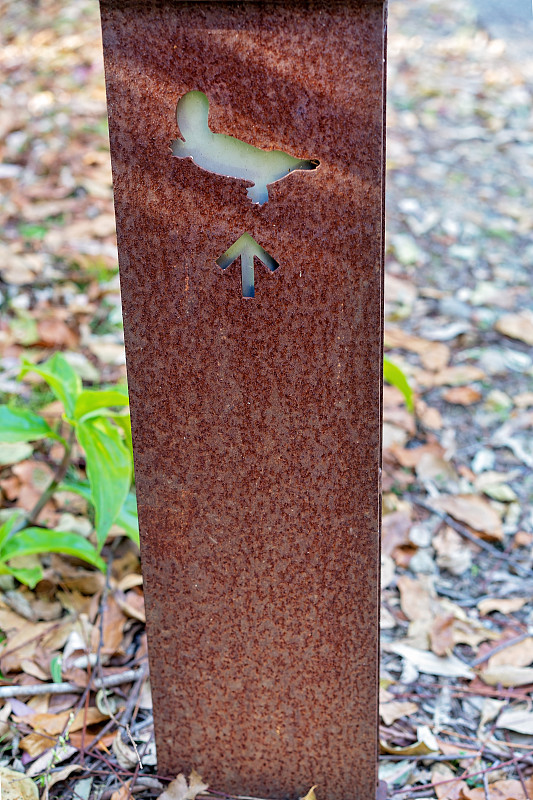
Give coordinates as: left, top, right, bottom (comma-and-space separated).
100, 1, 386, 797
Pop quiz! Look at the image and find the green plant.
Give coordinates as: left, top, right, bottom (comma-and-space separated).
383, 356, 414, 412
0, 353, 139, 587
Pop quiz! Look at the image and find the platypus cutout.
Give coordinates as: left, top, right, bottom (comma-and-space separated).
171, 91, 320, 205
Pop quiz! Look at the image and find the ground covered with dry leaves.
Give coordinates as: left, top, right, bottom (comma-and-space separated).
0, 0, 532, 797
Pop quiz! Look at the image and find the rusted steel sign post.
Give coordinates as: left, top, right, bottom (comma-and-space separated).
100, 0, 386, 797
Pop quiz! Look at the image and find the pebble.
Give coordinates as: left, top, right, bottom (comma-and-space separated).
409, 548, 437, 574
471, 448, 496, 473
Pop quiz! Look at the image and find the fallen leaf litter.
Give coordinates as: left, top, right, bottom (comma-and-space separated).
0, 0, 532, 797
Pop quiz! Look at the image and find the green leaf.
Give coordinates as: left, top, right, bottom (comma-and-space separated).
115, 492, 139, 546
4, 564, 44, 589
50, 655, 62, 683
0, 527, 105, 571
0, 405, 55, 443
110, 411, 132, 456
60, 480, 139, 547
76, 418, 131, 550
20, 353, 82, 418
383, 357, 414, 412
58, 479, 92, 502
73, 387, 129, 422
0, 513, 24, 552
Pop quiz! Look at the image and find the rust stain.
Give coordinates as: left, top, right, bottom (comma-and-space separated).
100, 0, 386, 798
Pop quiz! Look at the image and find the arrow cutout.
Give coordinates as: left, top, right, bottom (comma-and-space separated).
216, 233, 279, 298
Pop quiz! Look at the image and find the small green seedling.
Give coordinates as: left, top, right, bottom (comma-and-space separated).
0, 353, 139, 587
383, 356, 414, 412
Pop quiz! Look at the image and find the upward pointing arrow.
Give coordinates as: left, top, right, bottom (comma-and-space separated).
216, 233, 279, 298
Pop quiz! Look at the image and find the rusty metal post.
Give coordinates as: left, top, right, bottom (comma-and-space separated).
100, 1, 386, 797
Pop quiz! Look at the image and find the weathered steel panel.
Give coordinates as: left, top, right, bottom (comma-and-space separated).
100, 1, 386, 797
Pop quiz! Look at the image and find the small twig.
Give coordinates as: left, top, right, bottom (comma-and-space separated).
26, 427, 76, 527
79, 553, 114, 765
391, 758, 517, 795
483, 769, 490, 800
424, 682, 533, 702
504, 732, 532, 800
470, 633, 530, 668
119, 663, 149, 731
85, 559, 145, 772
79, 746, 134, 799
409, 496, 531, 577
0, 668, 143, 698
126, 725, 154, 800
379, 753, 480, 762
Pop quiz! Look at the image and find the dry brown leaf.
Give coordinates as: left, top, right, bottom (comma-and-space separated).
384, 406, 417, 435
390, 442, 445, 469
20, 723, 114, 760
437, 739, 480, 763
19, 732, 57, 759
112, 732, 139, 769
0, 244, 41, 286
431, 763, 468, 800
418, 365, 486, 388
0, 618, 59, 674
382, 510, 412, 556
111, 779, 134, 800
49, 554, 106, 595
393, 546, 417, 568
495, 311, 533, 346
379, 687, 393, 703
461, 777, 533, 800
496, 706, 533, 735
158, 770, 209, 800
420, 344, 450, 372
0, 767, 38, 800
385, 326, 450, 370
36, 318, 78, 349
0, 604, 32, 635
27, 693, 50, 715
5, 461, 57, 524
433, 527, 473, 576
69, 730, 116, 751
430, 615, 455, 656
383, 383, 407, 408
388, 643, 475, 679
379, 700, 418, 726
117, 573, 143, 591
20, 659, 49, 681
477, 597, 528, 616
41, 763, 82, 792
384, 274, 417, 311
452, 618, 498, 650
415, 399, 444, 430
515, 392, 533, 409
115, 588, 146, 623
28, 597, 63, 622
381, 724, 438, 756
488, 637, 533, 669
443, 386, 482, 406
415, 451, 458, 485
90, 595, 128, 656
513, 531, 533, 548
300, 787, 318, 800
397, 576, 433, 622
0, 702, 13, 743
479, 665, 533, 687
25, 742, 77, 778
40, 618, 77, 654
15, 706, 108, 736
429, 494, 503, 541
